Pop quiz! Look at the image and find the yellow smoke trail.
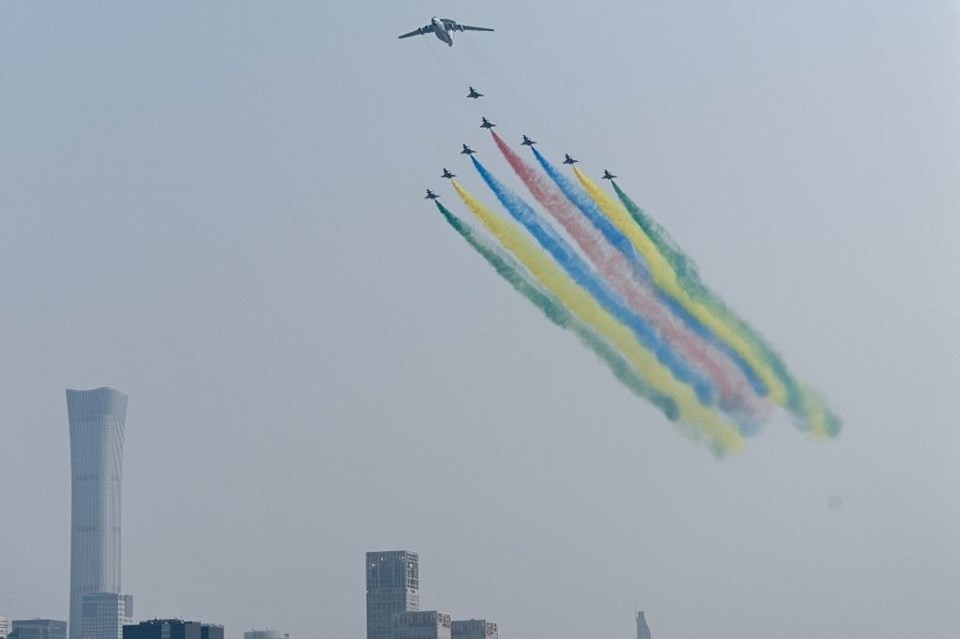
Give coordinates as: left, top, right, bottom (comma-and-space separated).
452, 181, 745, 455
572, 167, 790, 406
797, 384, 836, 440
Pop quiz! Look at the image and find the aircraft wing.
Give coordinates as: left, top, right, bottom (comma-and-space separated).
398, 24, 435, 39
441, 18, 494, 33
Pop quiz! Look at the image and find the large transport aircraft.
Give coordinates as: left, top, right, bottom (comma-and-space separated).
399, 17, 494, 47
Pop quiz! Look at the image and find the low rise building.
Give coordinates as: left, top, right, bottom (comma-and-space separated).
451, 620, 497, 639
243, 630, 286, 639
393, 611, 451, 639
123, 620, 221, 639
11, 619, 67, 639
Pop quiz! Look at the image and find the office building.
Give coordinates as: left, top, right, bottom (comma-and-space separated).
11, 620, 67, 639
242, 631, 287, 639
68, 387, 129, 639
636, 611, 652, 639
393, 612, 450, 639
79, 593, 132, 639
1, 617, 8, 639
123, 620, 221, 639
451, 620, 497, 639
366, 550, 419, 639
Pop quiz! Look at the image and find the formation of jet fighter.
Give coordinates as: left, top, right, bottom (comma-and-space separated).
402, 19, 620, 197
438, 105, 616, 194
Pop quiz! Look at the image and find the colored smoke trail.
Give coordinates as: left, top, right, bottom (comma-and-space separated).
529, 148, 650, 281
492, 132, 766, 425
611, 181, 840, 437
531, 148, 768, 400
450, 180, 746, 455
469, 156, 718, 407
491, 132, 624, 274
610, 181, 698, 284
577, 168, 841, 437
433, 200, 682, 422
564, 163, 779, 394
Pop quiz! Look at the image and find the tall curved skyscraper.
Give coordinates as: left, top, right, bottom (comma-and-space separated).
67, 387, 128, 639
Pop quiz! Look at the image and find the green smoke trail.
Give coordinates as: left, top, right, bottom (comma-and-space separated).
611, 181, 699, 284
610, 182, 841, 437
434, 201, 685, 428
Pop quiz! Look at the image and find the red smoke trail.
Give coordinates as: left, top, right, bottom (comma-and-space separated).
490, 131, 766, 424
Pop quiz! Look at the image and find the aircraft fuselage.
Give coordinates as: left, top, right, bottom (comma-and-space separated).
432, 17, 454, 46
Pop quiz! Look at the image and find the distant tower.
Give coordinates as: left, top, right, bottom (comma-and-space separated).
67, 387, 128, 639
636, 611, 652, 639
366, 551, 420, 639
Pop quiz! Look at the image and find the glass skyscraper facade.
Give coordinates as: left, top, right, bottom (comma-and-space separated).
365, 551, 420, 639
67, 387, 128, 639
79, 593, 132, 639
10, 620, 67, 639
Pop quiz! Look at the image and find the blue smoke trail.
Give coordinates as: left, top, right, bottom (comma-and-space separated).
532, 149, 768, 397
470, 156, 718, 407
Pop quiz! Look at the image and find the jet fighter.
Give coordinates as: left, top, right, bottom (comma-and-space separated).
467, 86, 484, 99
563, 154, 579, 165
425, 189, 440, 200
441, 168, 456, 179
460, 144, 477, 155
399, 17, 495, 47
521, 135, 537, 146
480, 117, 496, 129
602, 170, 617, 180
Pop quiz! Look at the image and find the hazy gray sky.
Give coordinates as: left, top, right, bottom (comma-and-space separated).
2, 2, 959, 638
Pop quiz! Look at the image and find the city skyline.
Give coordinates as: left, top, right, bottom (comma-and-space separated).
365, 549, 502, 639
